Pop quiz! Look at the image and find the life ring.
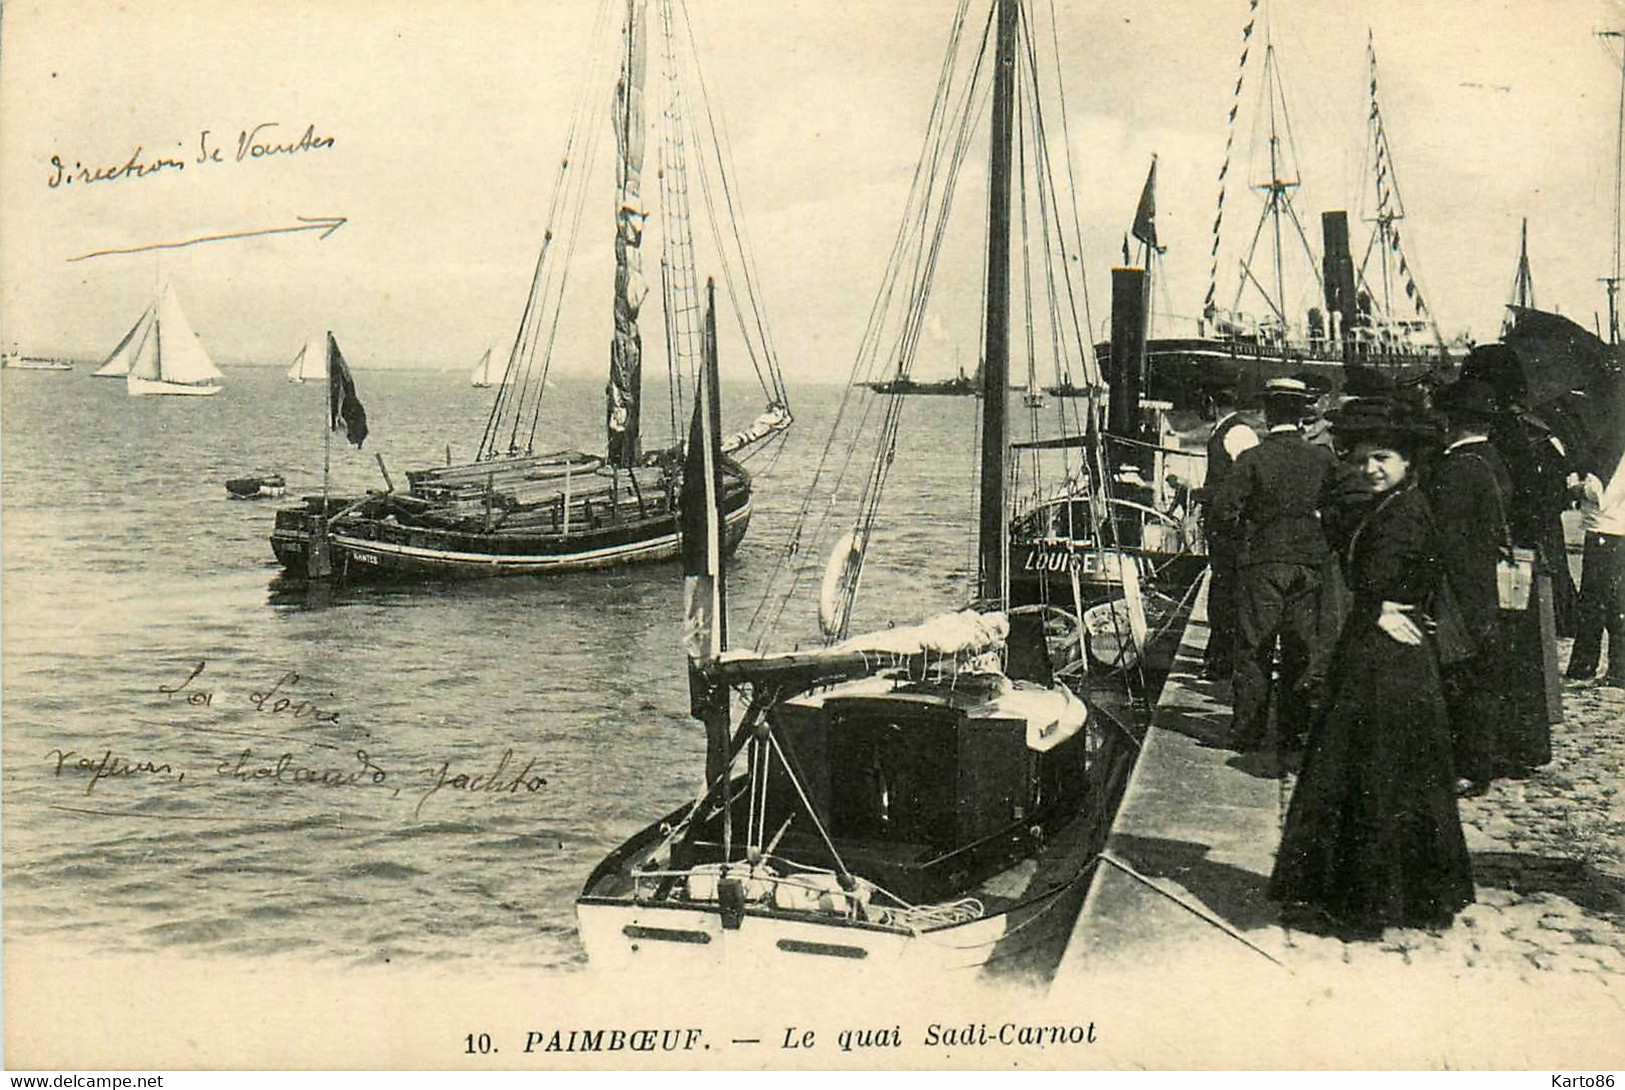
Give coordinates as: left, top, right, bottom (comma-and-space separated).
1083, 601, 1140, 669
818, 529, 867, 642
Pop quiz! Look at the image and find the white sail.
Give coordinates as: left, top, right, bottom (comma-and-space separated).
287, 337, 326, 383
124, 314, 163, 381
124, 284, 223, 395
93, 306, 154, 377
151, 284, 223, 385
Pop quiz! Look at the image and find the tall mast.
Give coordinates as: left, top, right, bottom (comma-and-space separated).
1603, 30, 1624, 346
1265, 38, 1287, 324
655, 0, 706, 437
978, 0, 1018, 606
1514, 217, 1535, 309
1368, 33, 1393, 317
608, 0, 648, 467
1228, 6, 1308, 331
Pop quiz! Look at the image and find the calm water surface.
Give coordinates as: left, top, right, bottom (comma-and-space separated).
2, 365, 1049, 969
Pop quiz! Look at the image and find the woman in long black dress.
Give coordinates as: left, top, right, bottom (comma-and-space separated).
1268, 400, 1475, 932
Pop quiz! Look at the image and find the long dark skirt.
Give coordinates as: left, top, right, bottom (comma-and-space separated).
1269, 607, 1475, 929
1442, 624, 1516, 786
1496, 595, 1556, 774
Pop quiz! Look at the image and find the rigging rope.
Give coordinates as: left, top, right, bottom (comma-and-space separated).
745, 0, 988, 646
478, 0, 617, 462
1207, 0, 1259, 314
677, 0, 792, 411
1030, 0, 1101, 399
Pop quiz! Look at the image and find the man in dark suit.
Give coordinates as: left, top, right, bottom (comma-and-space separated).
1196, 382, 1258, 680
1212, 378, 1342, 749
1294, 371, 1337, 452
1427, 379, 1516, 794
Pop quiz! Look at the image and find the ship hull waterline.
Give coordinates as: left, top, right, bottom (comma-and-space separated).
271, 500, 751, 581
576, 869, 1093, 975
1061, 336, 1453, 407
127, 376, 224, 397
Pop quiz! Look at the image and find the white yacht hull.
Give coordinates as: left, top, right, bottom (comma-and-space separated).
127, 377, 223, 397
576, 899, 1001, 974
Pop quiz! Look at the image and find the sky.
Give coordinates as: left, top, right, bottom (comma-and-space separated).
1, 0, 1622, 379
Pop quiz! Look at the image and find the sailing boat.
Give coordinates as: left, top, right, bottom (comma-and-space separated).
579, 0, 1147, 976
469, 346, 500, 388
94, 284, 223, 396
286, 336, 326, 384
269, 0, 791, 581
1110, 16, 1451, 410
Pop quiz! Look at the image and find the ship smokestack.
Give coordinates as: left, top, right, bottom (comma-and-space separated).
1321, 211, 1358, 362
1107, 265, 1150, 438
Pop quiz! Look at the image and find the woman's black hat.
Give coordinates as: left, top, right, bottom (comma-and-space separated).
1326, 396, 1441, 443
1432, 378, 1501, 420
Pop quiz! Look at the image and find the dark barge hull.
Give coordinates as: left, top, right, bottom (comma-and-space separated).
271, 486, 751, 581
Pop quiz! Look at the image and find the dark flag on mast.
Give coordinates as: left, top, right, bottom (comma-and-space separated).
680, 297, 727, 677
327, 333, 369, 449
680, 283, 731, 786
1131, 155, 1160, 254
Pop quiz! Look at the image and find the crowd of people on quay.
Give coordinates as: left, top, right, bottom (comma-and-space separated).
1193, 358, 1624, 939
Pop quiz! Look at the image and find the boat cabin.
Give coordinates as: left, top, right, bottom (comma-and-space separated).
683, 674, 1090, 906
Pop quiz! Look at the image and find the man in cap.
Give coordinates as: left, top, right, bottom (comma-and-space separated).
1427, 379, 1517, 793
1212, 376, 1344, 749
1196, 380, 1259, 680
1292, 371, 1337, 452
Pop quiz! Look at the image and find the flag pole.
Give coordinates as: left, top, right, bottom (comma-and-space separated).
323, 330, 332, 512
310, 330, 334, 579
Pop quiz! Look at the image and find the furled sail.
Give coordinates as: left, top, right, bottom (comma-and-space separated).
606, 0, 648, 468
93, 307, 153, 377
129, 284, 223, 386
719, 404, 793, 454
470, 0, 790, 469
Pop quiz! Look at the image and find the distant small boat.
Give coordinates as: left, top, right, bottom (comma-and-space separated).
95, 284, 224, 396
863, 367, 980, 397
2, 351, 72, 371
469, 346, 500, 388
226, 473, 287, 500
286, 337, 327, 384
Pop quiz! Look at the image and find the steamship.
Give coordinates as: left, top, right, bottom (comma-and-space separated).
1093, 211, 1452, 410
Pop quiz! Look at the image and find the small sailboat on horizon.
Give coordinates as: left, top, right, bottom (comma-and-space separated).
469, 346, 501, 388
93, 283, 224, 396
286, 336, 327, 384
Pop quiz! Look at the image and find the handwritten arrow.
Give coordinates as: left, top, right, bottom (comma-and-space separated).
67, 215, 348, 263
